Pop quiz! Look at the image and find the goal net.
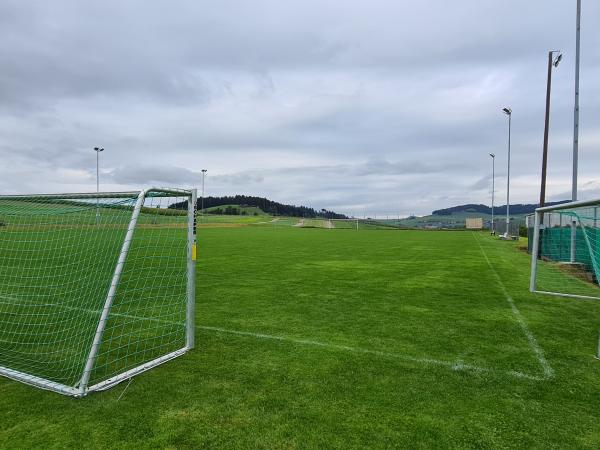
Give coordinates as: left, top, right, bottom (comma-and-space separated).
530, 199, 600, 300
0, 188, 197, 396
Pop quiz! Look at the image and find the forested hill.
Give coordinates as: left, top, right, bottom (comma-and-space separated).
170, 195, 347, 219
432, 201, 568, 216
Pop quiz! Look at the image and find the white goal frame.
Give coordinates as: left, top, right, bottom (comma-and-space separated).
0, 187, 197, 396
529, 197, 600, 300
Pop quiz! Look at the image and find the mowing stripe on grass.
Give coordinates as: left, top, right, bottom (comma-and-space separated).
472, 233, 554, 379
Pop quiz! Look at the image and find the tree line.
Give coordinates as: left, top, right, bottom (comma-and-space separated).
209, 206, 257, 216
169, 195, 347, 219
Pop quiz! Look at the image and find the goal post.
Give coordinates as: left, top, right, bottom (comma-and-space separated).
530, 198, 600, 300
0, 188, 197, 396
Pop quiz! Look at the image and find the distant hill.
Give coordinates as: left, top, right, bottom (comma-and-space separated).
170, 195, 347, 219
395, 200, 572, 229
432, 201, 569, 216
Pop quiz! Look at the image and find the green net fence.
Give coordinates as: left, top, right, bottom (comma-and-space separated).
530, 205, 600, 299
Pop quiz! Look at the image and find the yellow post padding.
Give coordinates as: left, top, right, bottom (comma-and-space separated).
192, 243, 197, 261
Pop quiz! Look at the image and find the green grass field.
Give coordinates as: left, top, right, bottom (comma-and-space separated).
2, 226, 600, 448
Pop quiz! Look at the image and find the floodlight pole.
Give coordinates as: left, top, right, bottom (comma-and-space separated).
571, 0, 581, 262
540, 51, 562, 211
490, 153, 495, 234
93, 147, 104, 223
502, 108, 512, 237
201, 169, 207, 221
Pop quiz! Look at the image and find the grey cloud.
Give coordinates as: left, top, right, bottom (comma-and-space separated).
0, 0, 599, 214
209, 173, 265, 185
216, 159, 470, 180
108, 165, 202, 185
201, 159, 490, 215
549, 180, 600, 203
470, 175, 492, 191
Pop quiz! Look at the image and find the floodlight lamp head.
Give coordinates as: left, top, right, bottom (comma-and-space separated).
553, 53, 563, 67
94, 147, 104, 152
502, 107, 512, 116
489, 153, 495, 158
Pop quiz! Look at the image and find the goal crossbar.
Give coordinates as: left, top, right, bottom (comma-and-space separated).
0, 187, 192, 200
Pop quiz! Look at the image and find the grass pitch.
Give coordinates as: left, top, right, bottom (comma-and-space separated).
2, 227, 600, 448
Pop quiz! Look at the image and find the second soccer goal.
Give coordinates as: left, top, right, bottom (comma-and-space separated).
0, 187, 197, 396
530, 198, 600, 300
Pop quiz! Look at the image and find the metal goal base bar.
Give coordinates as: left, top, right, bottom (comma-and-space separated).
0, 366, 81, 397
0, 347, 189, 397
533, 289, 600, 301
88, 347, 189, 393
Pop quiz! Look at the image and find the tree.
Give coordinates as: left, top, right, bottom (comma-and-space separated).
169, 195, 348, 219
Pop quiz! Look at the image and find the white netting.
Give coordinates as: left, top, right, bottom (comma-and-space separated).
531, 203, 600, 299
0, 189, 194, 395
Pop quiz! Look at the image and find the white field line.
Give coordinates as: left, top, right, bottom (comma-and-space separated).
199, 325, 545, 381
1, 294, 547, 382
472, 233, 554, 379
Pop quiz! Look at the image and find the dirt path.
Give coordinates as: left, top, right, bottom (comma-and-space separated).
294, 219, 305, 227
324, 220, 334, 229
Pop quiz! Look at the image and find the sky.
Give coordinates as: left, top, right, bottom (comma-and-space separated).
0, 0, 599, 216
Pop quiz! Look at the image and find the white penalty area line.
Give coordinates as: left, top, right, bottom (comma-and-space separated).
472, 233, 554, 379
0, 296, 547, 382
199, 325, 546, 382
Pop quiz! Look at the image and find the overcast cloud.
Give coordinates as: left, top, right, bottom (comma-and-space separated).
0, 0, 599, 215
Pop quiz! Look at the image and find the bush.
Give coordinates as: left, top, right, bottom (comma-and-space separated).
519, 225, 528, 238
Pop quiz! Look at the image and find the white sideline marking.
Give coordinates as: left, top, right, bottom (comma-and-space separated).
472, 233, 554, 378
0, 294, 544, 381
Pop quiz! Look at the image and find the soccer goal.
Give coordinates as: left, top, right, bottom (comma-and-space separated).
0, 188, 197, 396
530, 198, 600, 300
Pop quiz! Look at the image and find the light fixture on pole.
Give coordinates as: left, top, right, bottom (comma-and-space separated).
93, 147, 104, 223
539, 51, 562, 211
489, 153, 496, 235
501, 107, 512, 238
201, 169, 207, 220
